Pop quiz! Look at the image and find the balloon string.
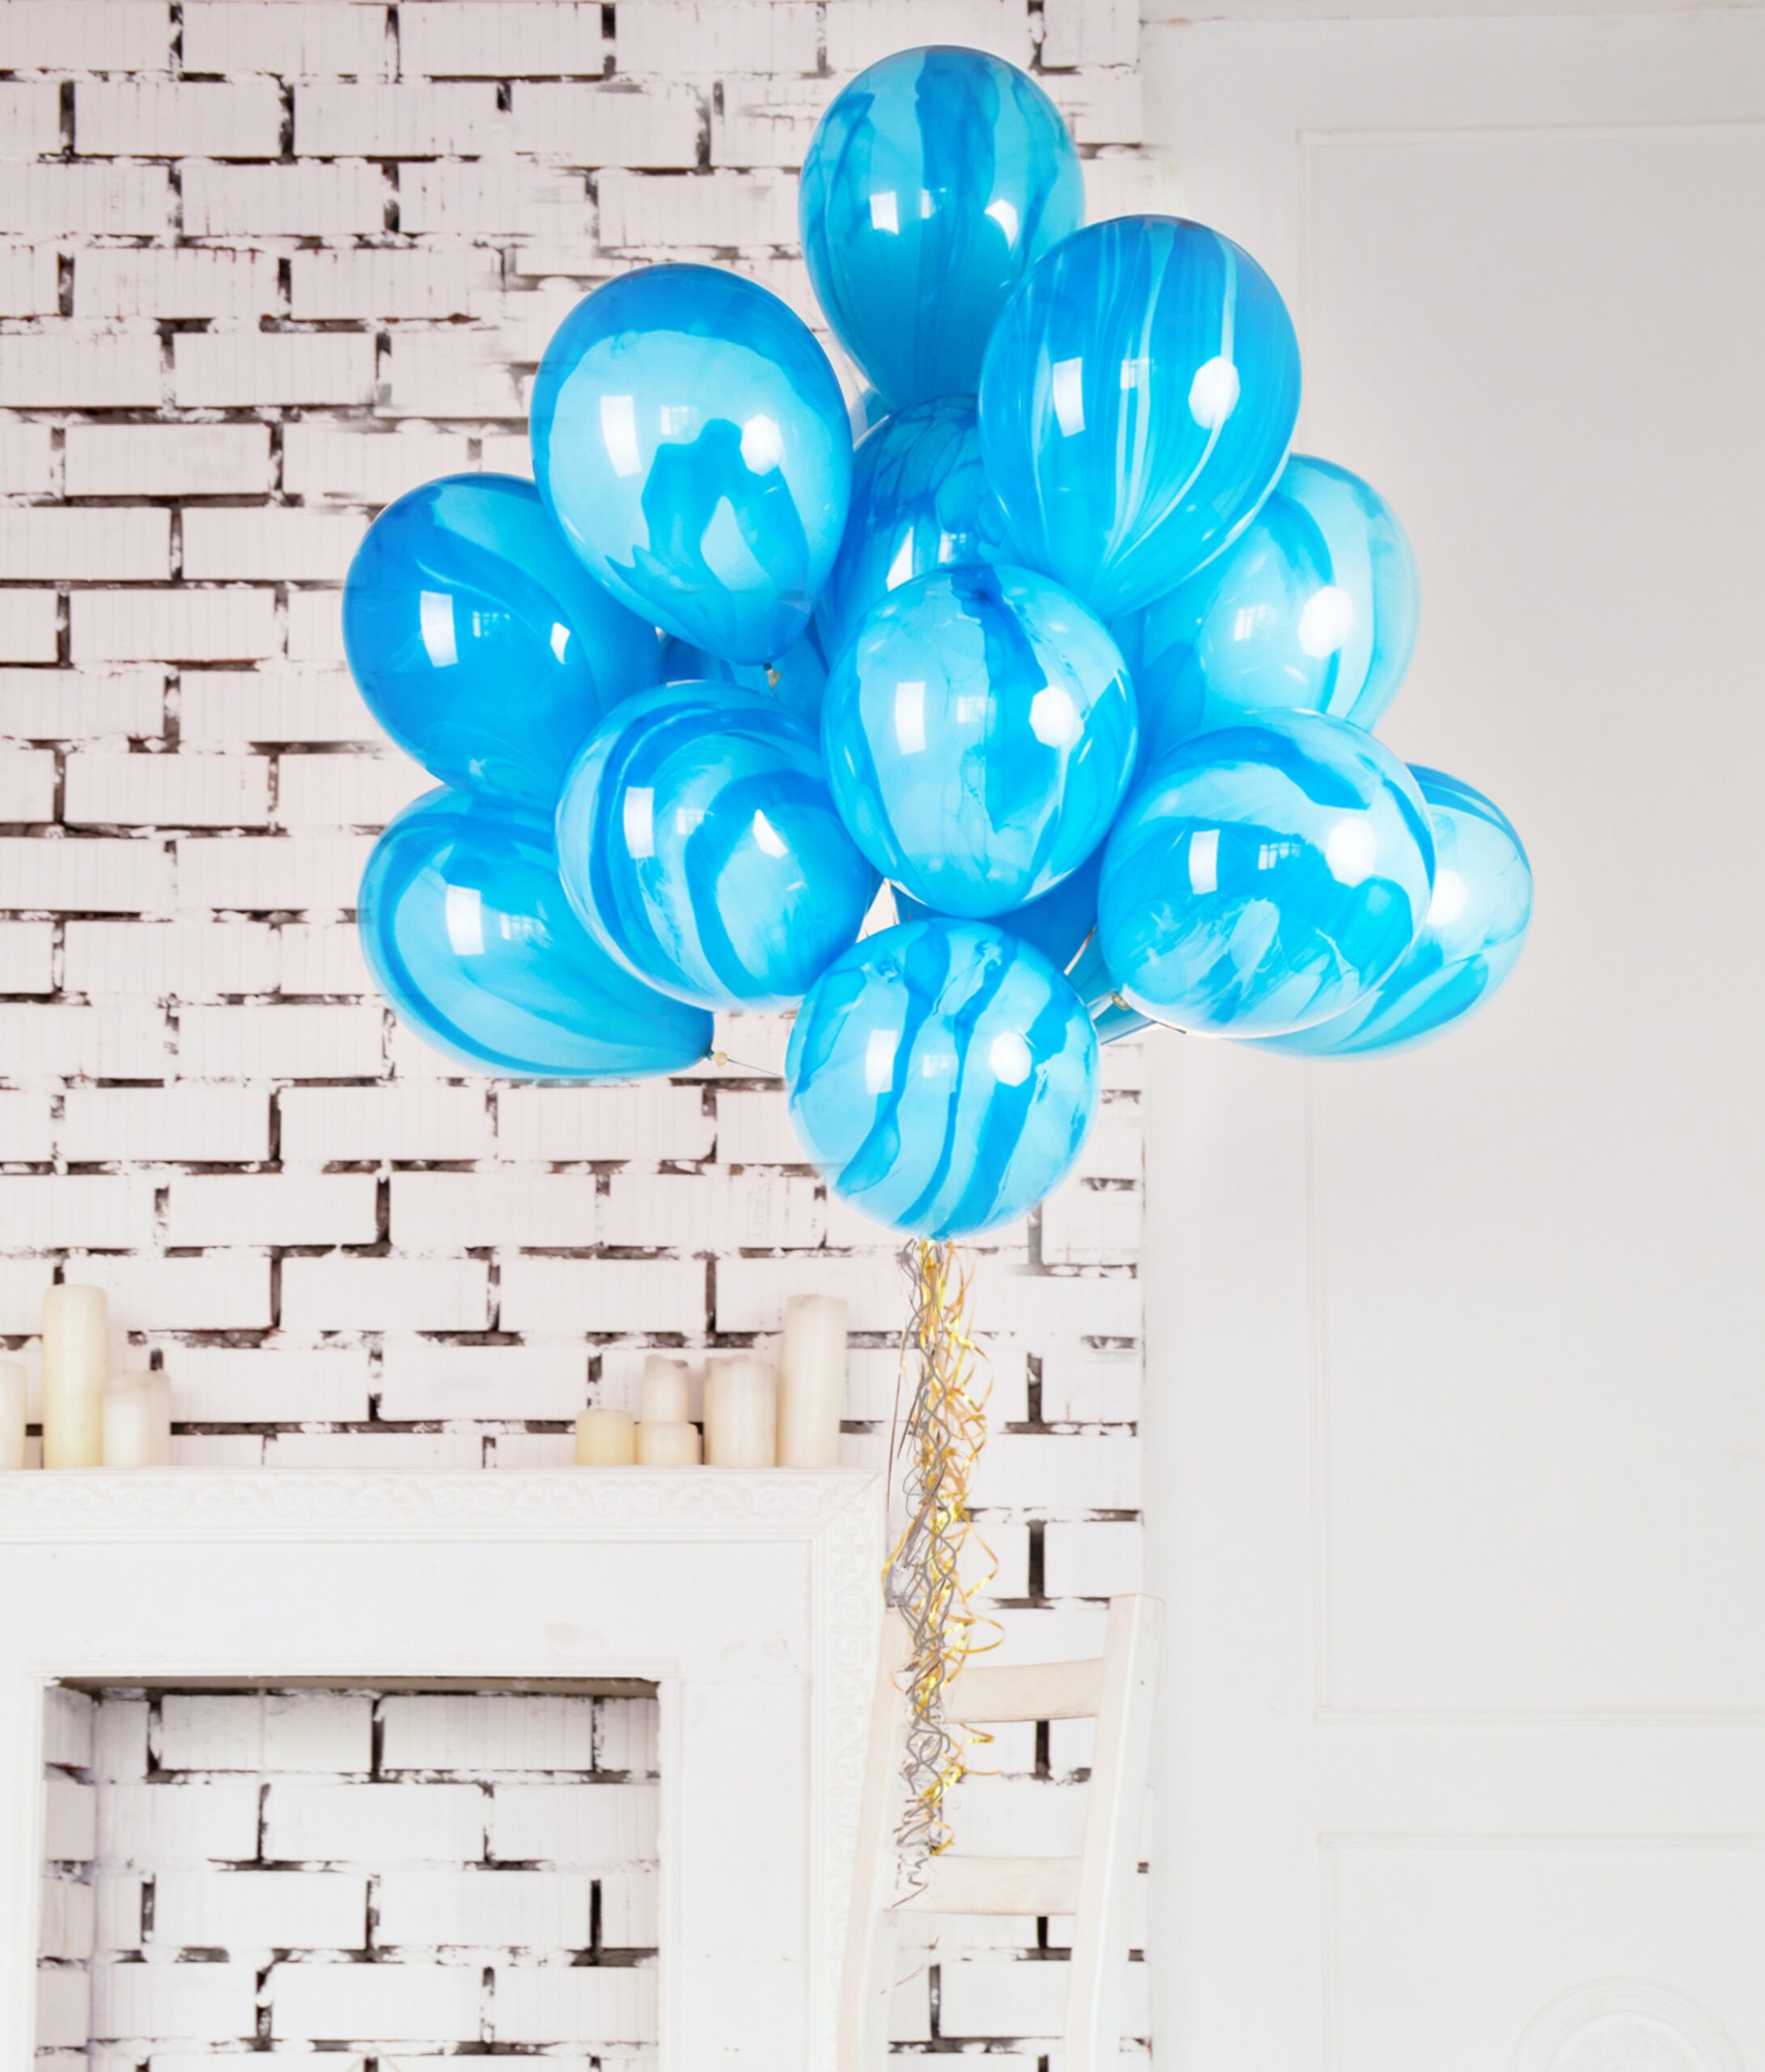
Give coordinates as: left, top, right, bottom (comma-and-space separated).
706, 1050, 783, 1080
885, 1239, 1000, 1883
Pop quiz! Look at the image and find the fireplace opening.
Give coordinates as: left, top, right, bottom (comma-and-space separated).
37, 1678, 661, 2066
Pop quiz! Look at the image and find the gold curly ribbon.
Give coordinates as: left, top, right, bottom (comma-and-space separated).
885, 1239, 1001, 1875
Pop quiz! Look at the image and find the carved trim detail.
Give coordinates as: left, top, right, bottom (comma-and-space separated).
1513, 1980, 1745, 2072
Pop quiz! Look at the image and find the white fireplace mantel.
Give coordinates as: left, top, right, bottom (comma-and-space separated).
0, 1467, 885, 2070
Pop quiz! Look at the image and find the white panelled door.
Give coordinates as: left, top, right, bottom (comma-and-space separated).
1139, 11, 1765, 2070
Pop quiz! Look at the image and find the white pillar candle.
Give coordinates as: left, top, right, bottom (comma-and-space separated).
638, 1419, 702, 1467
102, 1378, 158, 1469
777, 1293, 847, 1468
0, 1360, 26, 1471
639, 1354, 692, 1426
42, 1284, 107, 1470
704, 1356, 777, 1467
575, 1408, 637, 1466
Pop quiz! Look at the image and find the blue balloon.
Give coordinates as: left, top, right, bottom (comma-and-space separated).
822, 566, 1137, 918
531, 265, 852, 666
800, 46, 1084, 410
786, 918, 1099, 1238
659, 631, 828, 723
814, 397, 1010, 664
1098, 711, 1436, 1037
1066, 931, 1155, 1045
359, 788, 711, 1080
893, 847, 1101, 972
1116, 456, 1419, 762
1246, 766, 1531, 1058
555, 681, 877, 1010
980, 216, 1302, 619
342, 473, 661, 812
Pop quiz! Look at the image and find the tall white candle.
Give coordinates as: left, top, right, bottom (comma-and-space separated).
639, 1354, 691, 1426
704, 1356, 777, 1467
638, 1420, 702, 1467
575, 1408, 636, 1466
777, 1294, 847, 1468
42, 1284, 107, 1470
0, 1360, 26, 1471
102, 1378, 157, 1469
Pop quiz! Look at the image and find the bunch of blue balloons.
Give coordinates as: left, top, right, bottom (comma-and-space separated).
344, 45, 1533, 1243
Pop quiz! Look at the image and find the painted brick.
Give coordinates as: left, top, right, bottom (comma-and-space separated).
93, 1700, 149, 1782
0, 333, 162, 409
1042, 0, 1139, 69
0, 1093, 53, 1161
181, 2, 392, 79
282, 425, 473, 505
1040, 1341, 1142, 1424
95, 1783, 259, 1867
715, 1251, 903, 1334
77, 79, 282, 158
265, 1427, 482, 1467
165, 1344, 372, 1422
0, 1177, 155, 1250
60, 1086, 269, 1163
375, 1866, 592, 1948
0, 921, 55, 994
89, 1959, 260, 2044
714, 1086, 807, 1164
265, 1782, 486, 1864
76, 246, 279, 321
616, 2, 819, 76
152, 1870, 368, 1951
392, 1169, 598, 1250
375, 1340, 589, 1421
973, 1431, 1142, 1514
0, 1253, 55, 1328
71, 589, 278, 664
0, 82, 62, 160
34, 1964, 91, 2049
0, 509, 168, 584
601, 1862, 660, 1947
494, 1965, 658, 2045
0, 748, 56, 822
184, 669, 381, 746
0, 592, 57, 662
938, 1955, 1149, 2040
383, 329, 523, 419
43, 1688, 94, 1772
176, 832, 375, 914
178, 1003, 384, 1080
0, 244, 58, 316
1042, 1519, 1144, 1598
594, 1697, 660, 1777
0, 163, 172, 236
274, 751, 425, 830
0, 836, 172, 915
0, 667, 165, 741
71, 1251, 273, 1330
397, 158, 585, 236
279, 1084, 491, 1161
712, 75, 825, 168
1047, 67, 1145, 146
160, 1692, 373, 1774
280, 919, 372, 994
270, 1957, 483, 2041
511, 82, 702, 166
280, 1254, 490, 1331
44, 1778, 97, 1861
600, 1165, 822, 1250
0, 421, 56, 495
63, 425, 274, 499
295, 82, 507, 157
173, 331, 379, 408
39, 1877, 95, 1961
596, 167, 797, 250
382, 1693, 596, 1773
0, 1, 171, 70
497, 1085, 714, 1163
403, 2, 608, 77
825, 0, 1033, 70
62, 919, 278, 999
496, 1255, 706, 1334
1040, 1178, 1143, 1265
489, 1782, 657, 1864
66, 751, 269, 830
291, 246, 490, 321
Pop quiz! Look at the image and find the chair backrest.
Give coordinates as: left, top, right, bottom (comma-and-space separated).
838, 1594, 1163, 2072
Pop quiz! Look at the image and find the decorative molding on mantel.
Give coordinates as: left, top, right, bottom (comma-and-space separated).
0, 1467, 881, 1543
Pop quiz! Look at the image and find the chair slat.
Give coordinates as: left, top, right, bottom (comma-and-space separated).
942, 1654, 1105, 1723
896, 1853, 1081, 1917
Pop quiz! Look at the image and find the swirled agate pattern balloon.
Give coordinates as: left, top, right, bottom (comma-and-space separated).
659, 631, 828, 723
1248, 765, 1531, 1058
342, 474, 661, 812
893, 847, 1101, 973
359, 788, 711, 1079
531, 265, 851, 665
786, 918, 1099, 1238
980, 215, 1301, 619
800, 46, 1084, 411
555, 681, 876, 1009
815, 397, 1010, 664
1118, 456, 1419, 762
1098, 711, 1435, 1037
822, 566, 1137, 918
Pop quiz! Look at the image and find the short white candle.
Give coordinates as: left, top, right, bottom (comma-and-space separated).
42, 1284, 107, 1470
102, 1378, 158, 1469
575, 1408, 637, 1466
639, 1354, 692, 1426
777, 1294, 847, 1468
0, 1361, 26, 1471
638, 1420, 702, 1467
704, 1356, 777, 1467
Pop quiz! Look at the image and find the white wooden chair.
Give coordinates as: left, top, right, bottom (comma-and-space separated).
839, 1594, 1164, 2072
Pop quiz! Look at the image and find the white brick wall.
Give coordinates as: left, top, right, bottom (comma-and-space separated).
3, 2, 1154, 2059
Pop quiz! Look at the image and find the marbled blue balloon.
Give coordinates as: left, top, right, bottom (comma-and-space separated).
800, 46, 1084, 410
1098, 711, 1436, 1037
1065, 932, 1154, 1045
787, 918, 1099, 1238
531, 265, 852, 666
815, 397, 1010, 664
359, 788, 711, 1080
1116, 456, 1419, 763
555, 681, 876, 1010
342, 474, 661, 812
659, 631, 828, 723
893, 847, 1101, 972
1247, 766, 1531, 1058
980, 216, 1302, 619
822, 566, 1137, 918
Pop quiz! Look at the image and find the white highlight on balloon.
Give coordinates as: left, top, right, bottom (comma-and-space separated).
740, 414, 783, 473
750, 809, 788, 859
894, 680, 927, 754
443, 883, 485, 958
989, 1030, 1033, 1086
885, 535, 918, 590
1326, 817, 1379, 885
622, 786, 656, 860
1428, 868, 1468, 928
1187, 355, 1241, 431
418, 591, 457, 669
1297, 584, 1356, 659
1029, 685, 1080, 747
869, 190, 899, 235
1188, 827, 1220, 894
1051, 358, 1087, 437
600, 393, 643, 478
986, 197, 1020, 241
549, 622, 571, 664
864, 1026, 898, 1093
